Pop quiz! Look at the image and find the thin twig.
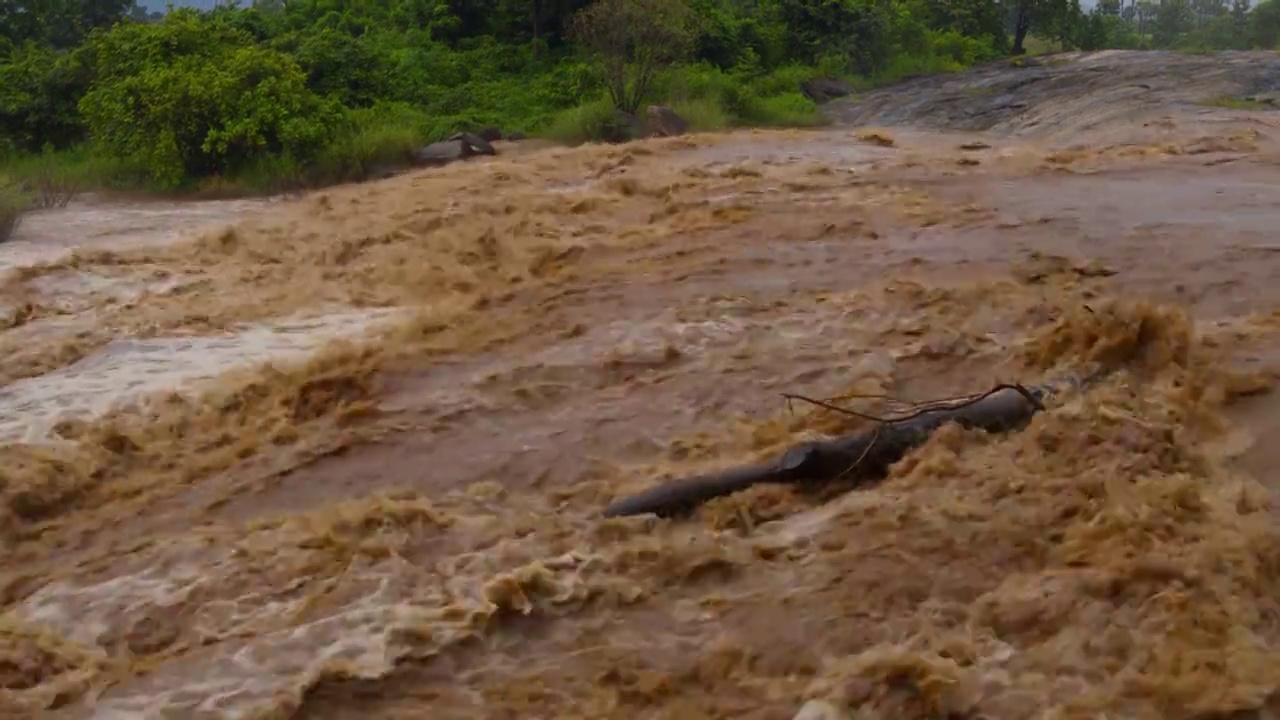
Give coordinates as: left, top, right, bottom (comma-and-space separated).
781, 393, 891, 423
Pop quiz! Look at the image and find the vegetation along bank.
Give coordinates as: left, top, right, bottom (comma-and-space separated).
2, 0, 1280, 214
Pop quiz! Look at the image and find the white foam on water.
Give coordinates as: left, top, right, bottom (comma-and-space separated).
25, 269, 195, 314
19, 524, 598, 720
0, 308, 403, 444
1, 197, 274, 275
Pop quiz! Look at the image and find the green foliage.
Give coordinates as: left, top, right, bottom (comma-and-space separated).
1197, 95, 1272, 110
302, 102, 431, 185
1250, 0, 1280, 48
542, 63, 829, 144
3, 144, 148, 191
0, 0, 133, 49
660, 64, 827, 126
774, 0, 894, 74
77, 10, 343, 189
913, 0, 1008, 51
1, 0, 1048, 194
660, 63, 829, 124
3, 149, 87, 209
1003, 0, 1268, 54
0, 42, 91, 152
0, 175, 28, 244
542, 96, 621, 143
569, 0, 698, 113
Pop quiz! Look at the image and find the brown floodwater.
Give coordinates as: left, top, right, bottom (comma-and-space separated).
5, 51, 1280, 720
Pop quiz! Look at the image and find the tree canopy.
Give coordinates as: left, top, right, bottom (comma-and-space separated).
2, 0, 1280, 191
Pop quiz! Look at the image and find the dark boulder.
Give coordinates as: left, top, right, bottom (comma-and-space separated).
409, 132, 498, 168
448, 132, 497, 156
410, 140, 469, 167
800, 78, 854, 104
645, 105, 689, 137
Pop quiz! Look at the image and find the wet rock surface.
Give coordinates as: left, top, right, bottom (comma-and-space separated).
828, 50, 1280, 136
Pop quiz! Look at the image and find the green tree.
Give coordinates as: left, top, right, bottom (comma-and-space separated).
78, 10, 341, 187
0, 42, 91, 151
1080, 7, 1109, 48
1230, 0, 1250, 39
569, 0, 696, 113
1153, 0, 1192, 44
0, 0, 133, 48
281, 27, 396, 106
1250, 0, 1280, 46
1003, 0, 1069, 54
772, 0, 894, 73
916, 0, 1008, 50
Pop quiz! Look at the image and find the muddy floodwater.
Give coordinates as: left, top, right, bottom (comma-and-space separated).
7, 50, 1280, 719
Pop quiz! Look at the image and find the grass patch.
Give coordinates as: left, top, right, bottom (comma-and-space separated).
6, 154, 86, 210
3, 147, 151, 199
1021, 35, 1066, 56
1197, 95, 1273, 110
302, 103, 433, 187
0, 178, 28, 244
541, 97, 619, 145
669, 97, 733, 132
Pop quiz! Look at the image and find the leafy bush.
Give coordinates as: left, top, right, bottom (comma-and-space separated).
82, 45, 341, 189
77, 11, 342, 189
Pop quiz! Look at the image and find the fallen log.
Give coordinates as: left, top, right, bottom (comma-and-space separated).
602, 374, 1094, 518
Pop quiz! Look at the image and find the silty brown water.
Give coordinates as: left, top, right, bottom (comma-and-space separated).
4, 50, 1280, 720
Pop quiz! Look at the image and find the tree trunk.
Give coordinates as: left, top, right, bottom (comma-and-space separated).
603, 374, 1096, 518
531, 0, 541, 59
1012, 6, 1033, 55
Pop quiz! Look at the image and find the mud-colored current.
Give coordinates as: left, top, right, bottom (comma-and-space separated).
5, 51, 1280, 720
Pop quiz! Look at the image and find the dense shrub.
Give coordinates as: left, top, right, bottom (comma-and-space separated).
77, 11, 342, 188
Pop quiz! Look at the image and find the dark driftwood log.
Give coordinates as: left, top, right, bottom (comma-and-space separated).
603, 377, 1086, 518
